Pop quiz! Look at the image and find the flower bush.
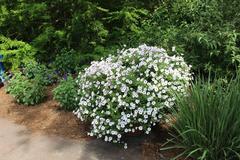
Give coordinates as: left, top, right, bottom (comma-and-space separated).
74, 44, 192, 147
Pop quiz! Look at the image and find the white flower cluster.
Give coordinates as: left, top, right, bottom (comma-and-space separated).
74, 44, 192, 147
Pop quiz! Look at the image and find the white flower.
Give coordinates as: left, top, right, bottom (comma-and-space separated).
120, 84, 128, 93
101, 126, 105, 130
152, 101, 156, 105
104, 136, 108, 141
117, 134, 122, 138
135, 99, 140, 104
124, 143, 128, 149
172, 46, 176, 52
108, 137, 113, 142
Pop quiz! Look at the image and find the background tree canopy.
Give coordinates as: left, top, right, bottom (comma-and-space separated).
0, 0, 239, 76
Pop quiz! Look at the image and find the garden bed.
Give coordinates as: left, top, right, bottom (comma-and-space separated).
0, 86, 191, 160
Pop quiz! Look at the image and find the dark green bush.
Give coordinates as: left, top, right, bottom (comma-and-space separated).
0, 1, 49, 41
53, 76, 77, 111
6, 73, 45, 105
169, 77, 240, 160
23, 62, 57, 86
52, 46, 118, 74
32, 27, 67, 62
0, 0, 240, 76
52, 49, 80, 74
0, 0, 154, 64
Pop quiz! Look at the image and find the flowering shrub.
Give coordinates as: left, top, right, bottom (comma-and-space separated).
74, 44, 192, 147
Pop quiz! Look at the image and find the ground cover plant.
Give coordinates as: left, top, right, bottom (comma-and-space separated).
74, 44, 192, 148
169, 76, 240, 160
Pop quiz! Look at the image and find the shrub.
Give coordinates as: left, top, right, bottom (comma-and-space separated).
52, 49, 79, 74
74, 44, 192, 147
170, 77, 240, 160
138, 0, 240, 76
52, 46, 118, 75
23, 62, 57, 86
6, 72, 45, 105
0, 0, 159, 65
53, 76, 78, 111
0, 35, 36, 71
33, 27, 67, 62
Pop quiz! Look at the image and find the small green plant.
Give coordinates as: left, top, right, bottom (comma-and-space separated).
6, 73, 45, 105
53, 76, 77, 111
169, 76, 240, 160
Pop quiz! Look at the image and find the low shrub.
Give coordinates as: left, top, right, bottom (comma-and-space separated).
74, 44, 192, 147
6, 72, 45, 105
170, 77, 240, 160
23, 62, 57, 86
53, 76, 78, 111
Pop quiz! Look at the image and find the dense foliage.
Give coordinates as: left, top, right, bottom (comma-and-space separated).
0, 0, 155, 63
52, 50, 80, 75
53, 76, 78, 111
23, 62, 57, 86
137, 0, 240, 76
170, 77, 240, 159
74, 45, 192, 147
1, 0, 238, 76
0, 36, 35, 71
